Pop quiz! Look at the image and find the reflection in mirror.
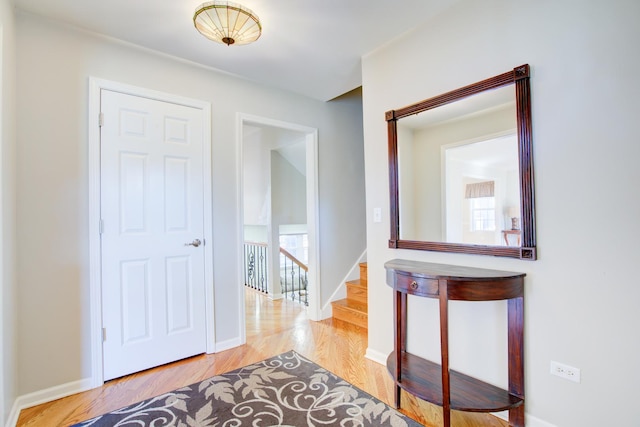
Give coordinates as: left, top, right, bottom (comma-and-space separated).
387, 65, 536, 259
397, 85, 520, 247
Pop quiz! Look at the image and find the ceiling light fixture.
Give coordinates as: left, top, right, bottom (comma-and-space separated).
193, 1, 262, 46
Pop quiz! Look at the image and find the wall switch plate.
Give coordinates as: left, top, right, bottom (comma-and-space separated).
550, 360, 581, 383
373, 207, 382, 223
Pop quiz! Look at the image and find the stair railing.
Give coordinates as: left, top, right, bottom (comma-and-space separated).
243, 241, 268, 293
279, 247, 308, 306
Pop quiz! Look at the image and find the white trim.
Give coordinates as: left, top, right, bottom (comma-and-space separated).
87, 78, 103, 389
201, 98, 215, 355
268, 292, 284, 301
492, 412, 557, 427
236, 113, 321, 335
364, 347, 388, 366
5, 378, 93, 427
88, 77, 215, 388
235, 116, 248, 347
525, 414, 557, 427
320, 249, 367, 320
0, 24, 5, 427
304, 129, 321, 321
213, 337, 244, 354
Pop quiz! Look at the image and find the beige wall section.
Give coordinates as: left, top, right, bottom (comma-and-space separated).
0, 0, 17, 423
362, 1, 640, 426
15, 13, 366, 395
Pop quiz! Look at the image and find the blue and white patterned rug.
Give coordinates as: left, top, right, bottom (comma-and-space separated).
73, 350, 422, 426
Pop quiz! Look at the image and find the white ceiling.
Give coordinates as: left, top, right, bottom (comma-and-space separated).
14, 0, 460, 101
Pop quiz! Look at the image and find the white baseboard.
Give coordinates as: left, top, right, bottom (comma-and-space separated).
5, 378, 93, 427
525, 414, 557, 427
493, 411, 556, 427
268, 292, 283, 301
364, 347, 387, 365
4, 337, 243, 427
214, 337, 243, 353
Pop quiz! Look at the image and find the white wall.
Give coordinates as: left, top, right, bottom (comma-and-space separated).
242, 126, 270, 226
362, 1, 640, 426
315, 88, 366, 310
0, 0, 16, 423
271, 151, 306, 226
242, 125, 307, 227
15, 12, 366, 397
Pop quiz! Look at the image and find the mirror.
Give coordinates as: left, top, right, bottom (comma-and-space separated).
387, 65, 536, 260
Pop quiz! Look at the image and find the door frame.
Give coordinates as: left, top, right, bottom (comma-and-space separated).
236, 113, 320, 343
88, 77, 214, 387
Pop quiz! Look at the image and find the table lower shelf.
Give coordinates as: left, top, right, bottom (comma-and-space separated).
387, 351, 523, 412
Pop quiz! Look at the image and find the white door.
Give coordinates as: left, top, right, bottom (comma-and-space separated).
100, 89, 207, 380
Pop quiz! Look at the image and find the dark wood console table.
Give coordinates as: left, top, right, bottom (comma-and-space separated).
384, 259, 525, 427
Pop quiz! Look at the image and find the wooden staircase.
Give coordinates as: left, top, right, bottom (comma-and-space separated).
331, 263, 368, 329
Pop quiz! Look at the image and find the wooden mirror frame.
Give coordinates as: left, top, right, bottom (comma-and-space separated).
386, 65, 536, 260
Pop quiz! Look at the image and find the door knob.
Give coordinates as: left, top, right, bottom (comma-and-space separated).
185, 239, 202, 247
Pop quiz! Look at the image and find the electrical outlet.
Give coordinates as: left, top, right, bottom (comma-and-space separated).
550, 361, 581, 383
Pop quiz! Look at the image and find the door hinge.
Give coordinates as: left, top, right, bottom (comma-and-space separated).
102, 327, 107, 342
99, 219, 104, 234
99, 112, 104, 127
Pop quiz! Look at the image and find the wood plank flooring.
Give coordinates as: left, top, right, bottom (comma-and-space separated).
16, 289, 509, 426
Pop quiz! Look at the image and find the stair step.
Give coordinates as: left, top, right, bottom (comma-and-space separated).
359, 262, 368, 285
346, 279, 367, 304
331, 298, 367, 329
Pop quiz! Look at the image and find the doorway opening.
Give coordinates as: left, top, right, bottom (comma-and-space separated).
236, 114, 319, 344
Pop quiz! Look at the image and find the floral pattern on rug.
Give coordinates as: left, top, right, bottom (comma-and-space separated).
73, 350, 422, 427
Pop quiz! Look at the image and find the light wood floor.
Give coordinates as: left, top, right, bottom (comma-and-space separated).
17, 289, 509, 426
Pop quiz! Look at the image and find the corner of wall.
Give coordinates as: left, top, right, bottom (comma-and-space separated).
5, 378, 94, 427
